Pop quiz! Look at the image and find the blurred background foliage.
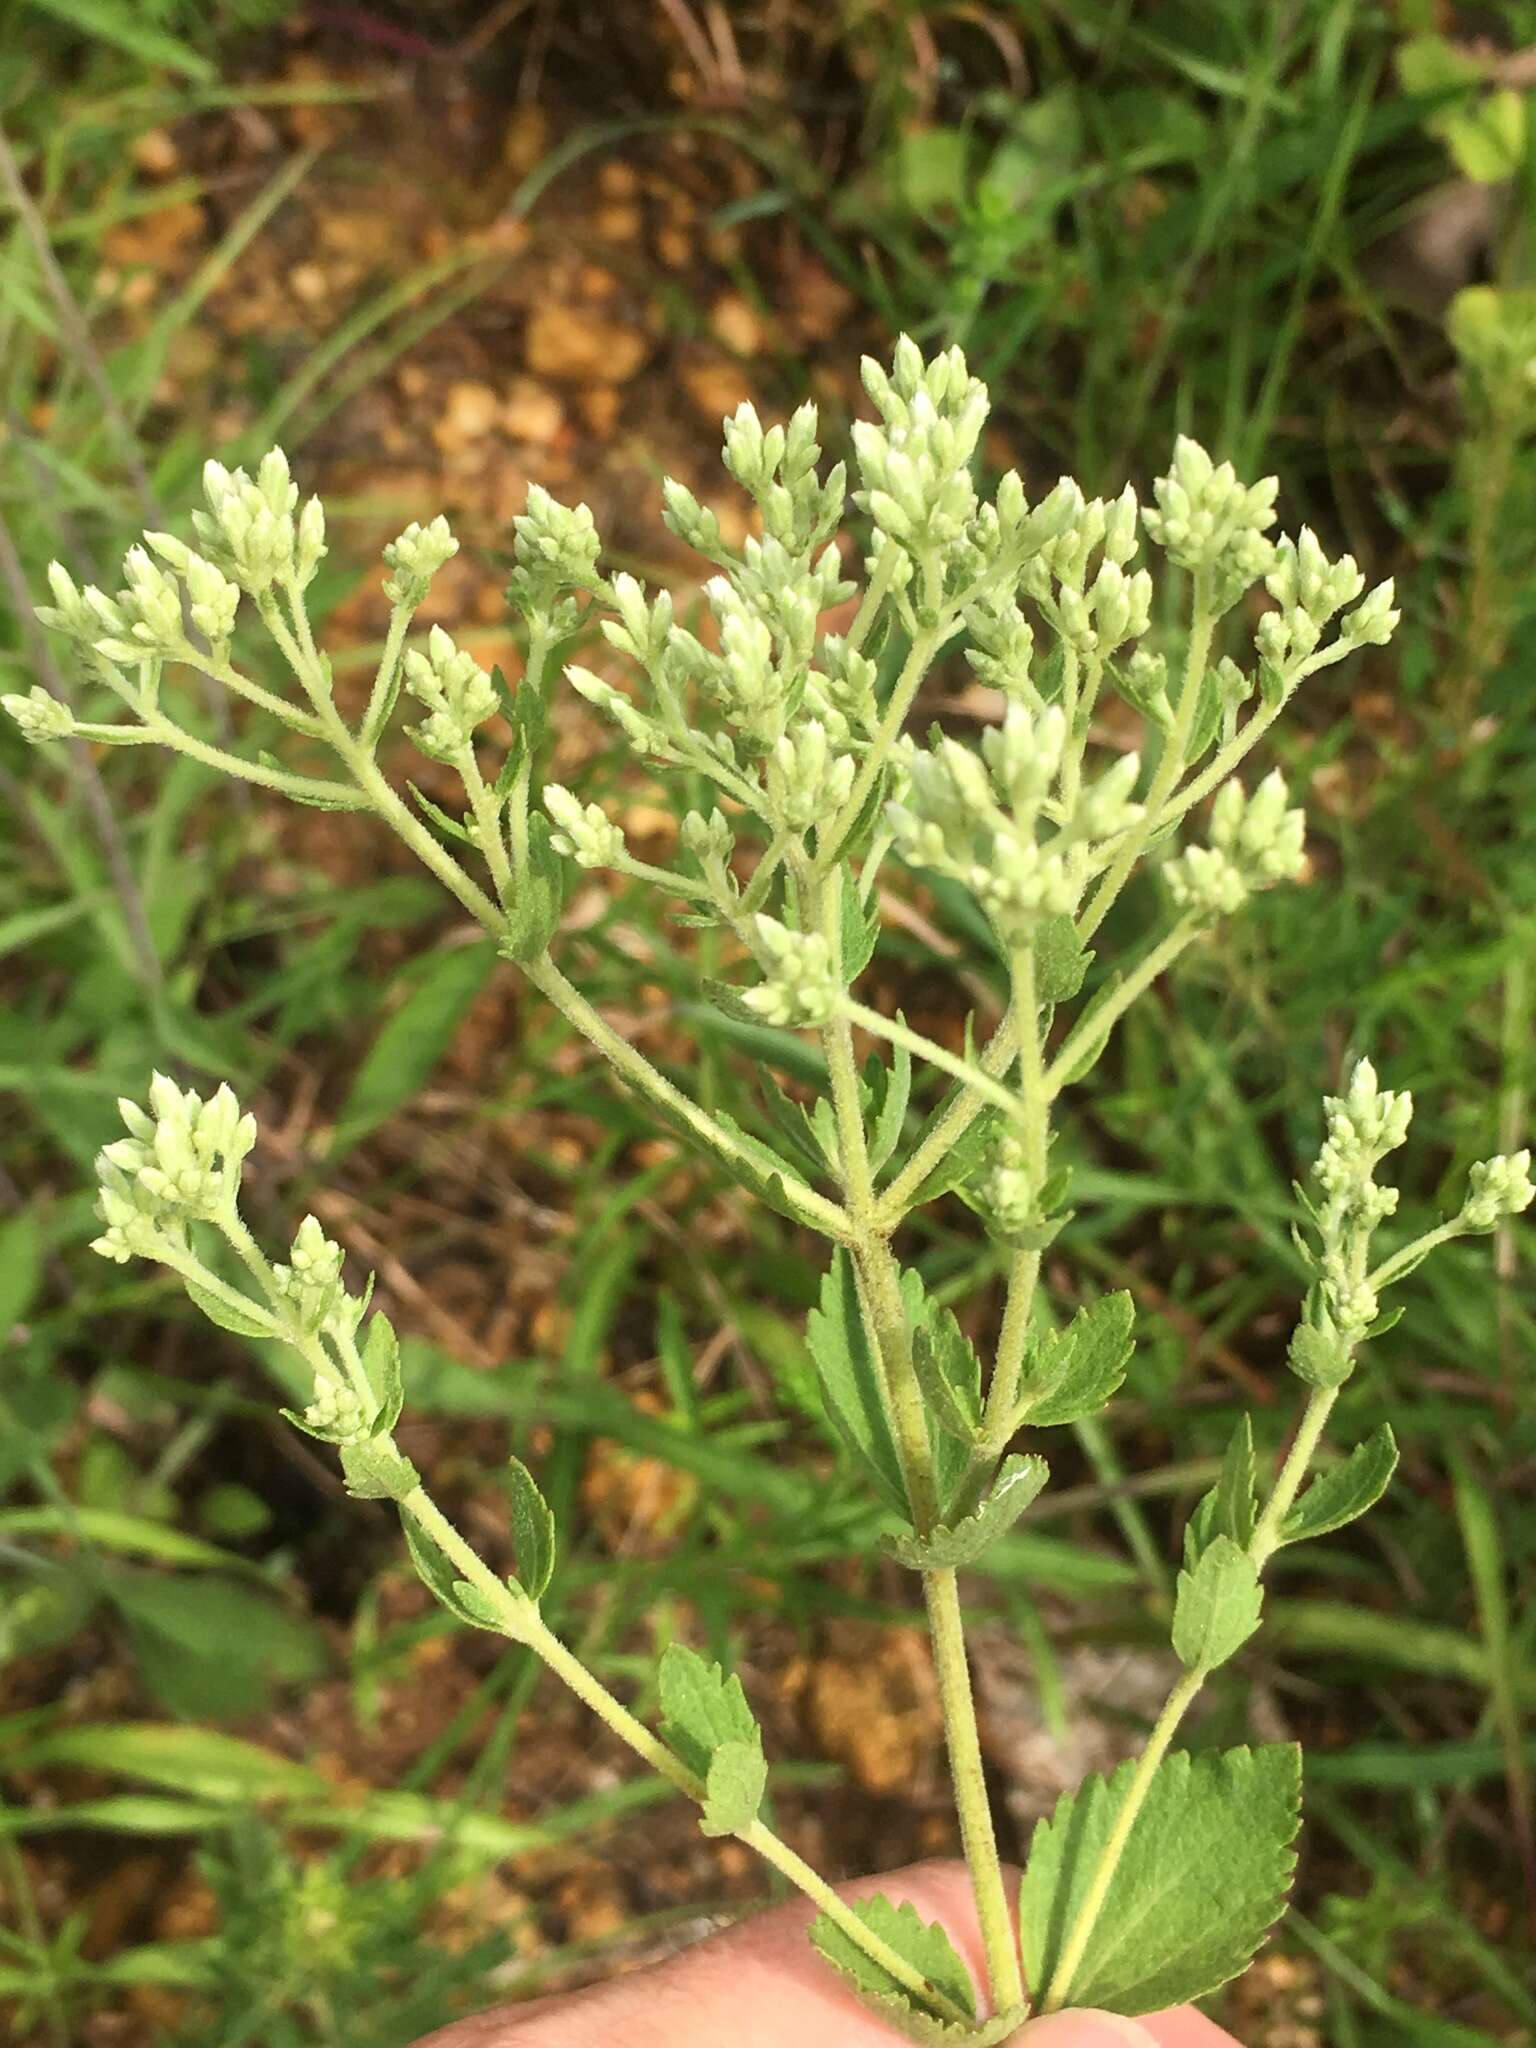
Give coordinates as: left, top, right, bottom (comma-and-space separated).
1, 1, 1534, 2043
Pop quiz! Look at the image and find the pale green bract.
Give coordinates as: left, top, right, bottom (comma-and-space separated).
12, 336, 1528, 2040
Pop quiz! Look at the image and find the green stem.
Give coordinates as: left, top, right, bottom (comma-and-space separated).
842, 1001, 1027, 1128
360, 602, 413, 749
925, 1567, 1025, 2014
820, 619, 949, 868
1045, 1376, 1342, 2010
1078, 574, 1214, 944
816, 875, 1022, 2018
1249, 1384, 1340, 1569
979, 951, 1047, 1453
1367, 1220, 1466, 1295
526, 951, 851, 1242
1040, 1667, 1205, 2011
876, 1010, 1021, 1227
398, 1485, 970, 2028
844, 543, 903, 656
137, 716, 367, 809
1041, 917, 1200, 1099
459, 748, 516, 910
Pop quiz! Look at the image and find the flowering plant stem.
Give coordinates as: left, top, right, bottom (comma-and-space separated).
27, 340, 1525, 2039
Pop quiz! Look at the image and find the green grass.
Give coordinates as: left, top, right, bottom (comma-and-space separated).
2, 3, 1536, 2042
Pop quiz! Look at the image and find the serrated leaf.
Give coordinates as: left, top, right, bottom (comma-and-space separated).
1034, 913, 1092, 1003
810, 1893, 976, 2024
340, 1438, 419, 1503
184, 1280, 275, 1340
658, 1642, 759, 1780
1019, 1743, 1301, 2013
699, 1736, 767, 1837
887, 1453, 1049, 1570
1287, 1313, 1354, 1389
1014, 1291, 1135, 1429
399, 1516, 503, 1630
867, 1032, 913, 1172
1172, 1534, 1263, 1671
507, 1455, 556, 1598
1280, 1426, 1398, 1546
841, 864, 880, 982
500, 810, 566, 964
805, 1250, 908, 1512
902, 1105, 1000, 1209
910, 1320, 982, 1445
1186, 1415, 1256, 1566
360, 1312, 403, 1435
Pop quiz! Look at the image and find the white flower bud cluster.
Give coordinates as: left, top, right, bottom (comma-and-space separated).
721, 401, 846, 558
1166, 771, 1305, 921
801, 636, 880, 745
1143, 436, 1278, 595
402, 626, 499, 761
1255, 528, 1397, 679
681, 807, 738, 913
544, 783, 625, 869
964, 597, 1036, 705
302, 1371, 372, 1445
192, 449, 325, 596
271, 1215, 347, 1335
1163, 844, 1249, 920
1460, 1151, 1535, 1231
700, 576, 784, 744
979, 1129, 1039, 1239
383, 516, 459, 607
510, 485, 601, 614
853, 337, 989, 562
92, 1076, 257, 1260
565, 663, 664, 755
741, 916, 840, 1028
1304, 1059, 1415, 1343
2, 685, 75, 743
763, 721, 856, 832
888, 709, 1076, 947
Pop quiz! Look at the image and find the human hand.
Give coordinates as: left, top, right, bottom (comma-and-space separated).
412, 1859, 1242, 2047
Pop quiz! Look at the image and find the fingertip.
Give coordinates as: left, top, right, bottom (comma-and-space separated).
1015, 2013, 1156, 2046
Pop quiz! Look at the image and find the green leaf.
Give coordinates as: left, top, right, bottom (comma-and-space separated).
184, 1280, 276, 1341
399, 1515, 503, 1630
805, 1250, 908, 1512
910, 1317, 982, 1446
407, 781, 477, 845
360, 1312, 404, 1434
888, 1454, 1049, 1570
25, 0, 214, 77
1015, 1292, 1135, 1428
341, 1438, 420, 1502
810, 1893, 975, 2024
658, 1641, 761, 1780
841, 865, 880, 982
1185, 1415, 1256, 1566
699, 1736, 767, 1837
903, 1105, 1000, 1208
867, 1033, 913, 1172
0, 1209, 42, 1332
106, 1569, 326, 1719
500, 810, 567, 964
507, 1455, 556, 1598
333, 940, 497, 1150
1281, 1426, 1398, 1547
1172, 1534, 1263, 1672
1286, 1303, 1354, 1388
1019, 1743, 1301, 2013
1034, 914, 1092, 1003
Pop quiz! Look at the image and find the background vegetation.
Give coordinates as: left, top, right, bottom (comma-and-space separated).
1, 2, 1533, 2043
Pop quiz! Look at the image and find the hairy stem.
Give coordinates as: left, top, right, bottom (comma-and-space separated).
876, 1010, 1021, 1227
398, 1485, 970, 2027
979, 950, 1047, 1453
1042, 917, 1200, 1099
1078, 573, 1214, 943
